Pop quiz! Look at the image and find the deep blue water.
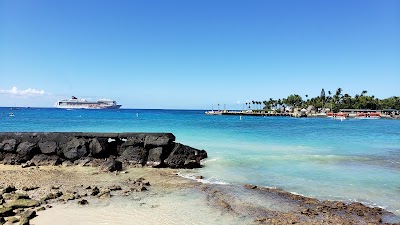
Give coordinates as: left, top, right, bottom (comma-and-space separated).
1, 107, 400, 215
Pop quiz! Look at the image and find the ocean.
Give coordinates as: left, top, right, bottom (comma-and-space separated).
1, 107, 400, 216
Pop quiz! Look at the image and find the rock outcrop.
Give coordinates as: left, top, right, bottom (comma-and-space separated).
165, 143, 208, 169
0, 132, 207, 169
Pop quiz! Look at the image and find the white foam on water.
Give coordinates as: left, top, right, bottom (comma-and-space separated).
200, 157, 220, 164
177, 172, 230, 185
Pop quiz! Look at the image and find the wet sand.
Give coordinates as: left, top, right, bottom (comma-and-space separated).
0, 165, 399, 225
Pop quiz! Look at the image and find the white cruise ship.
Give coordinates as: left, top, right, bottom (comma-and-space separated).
55, 96, 122, 109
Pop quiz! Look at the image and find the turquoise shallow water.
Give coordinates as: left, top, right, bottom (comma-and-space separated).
1, 108, 400, 215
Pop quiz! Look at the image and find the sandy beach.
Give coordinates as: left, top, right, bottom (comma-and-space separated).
1, 164, 399, 225
0, 165, 249, 225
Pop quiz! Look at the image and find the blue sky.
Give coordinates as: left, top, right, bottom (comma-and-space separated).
1, 0, 399, 109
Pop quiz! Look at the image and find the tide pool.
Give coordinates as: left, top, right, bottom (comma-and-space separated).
1, 107, 400, 215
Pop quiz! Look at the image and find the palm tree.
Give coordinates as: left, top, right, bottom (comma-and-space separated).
321, 88, 326, 110
328, 91, 332, 111
268, 98, 274, 110
263, 100, 268, 110
361, 90, 368, 96
332, 88, 343, 112
335, 88, 343, 99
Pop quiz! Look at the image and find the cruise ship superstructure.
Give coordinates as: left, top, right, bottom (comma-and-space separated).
55, 96, 121, 109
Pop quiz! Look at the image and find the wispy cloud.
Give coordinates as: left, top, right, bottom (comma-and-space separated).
0, 86, 47, 97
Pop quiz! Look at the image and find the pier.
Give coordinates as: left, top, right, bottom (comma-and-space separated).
220, 111, 296, 117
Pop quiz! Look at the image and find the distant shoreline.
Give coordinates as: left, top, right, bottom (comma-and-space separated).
1, 107, 399, 120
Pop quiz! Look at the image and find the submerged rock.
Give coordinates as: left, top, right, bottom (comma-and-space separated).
19, 216, 29, 225
3, 185, 16, 193
60, 193, 75, 201
244, 184, 257, 189
108, 185, 122, 191
6, 199, 40, 209
2, 193, 30, 201
41, 191, 62, 201
36, 207, 46, 212
0, 206, 14, 217
98, 188, 111, 198
6, 217, 19, 223
22, 209, 36, 219
91, 187, 100, 196
77, 199, 89, 205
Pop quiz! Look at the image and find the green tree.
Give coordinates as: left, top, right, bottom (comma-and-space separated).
321, 88, 326, 109
285, 94, 303, 108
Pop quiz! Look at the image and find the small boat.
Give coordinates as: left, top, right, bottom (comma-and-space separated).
326, 112, 348, 120
9, 112, 15, 117
355, 112, 381, 119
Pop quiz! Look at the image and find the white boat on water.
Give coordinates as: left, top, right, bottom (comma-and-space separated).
354, 112, 381, 119
55, 96, 121, 109
326, 112, 348, 120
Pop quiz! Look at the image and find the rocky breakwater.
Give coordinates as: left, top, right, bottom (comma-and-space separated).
0, 132, 207, 170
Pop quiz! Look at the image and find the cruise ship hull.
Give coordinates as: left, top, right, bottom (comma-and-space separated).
56, 104, 122, 109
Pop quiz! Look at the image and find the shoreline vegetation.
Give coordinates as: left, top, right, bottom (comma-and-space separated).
208, 88, 400, 119
253, 88, 400, 112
